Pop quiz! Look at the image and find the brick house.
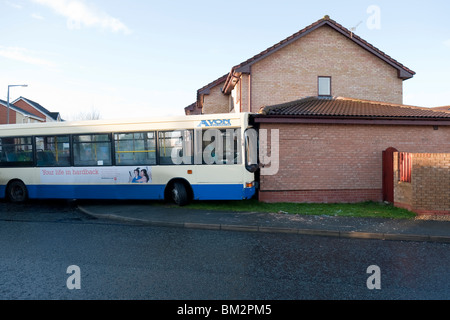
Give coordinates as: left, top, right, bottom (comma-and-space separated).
12, 97, 61, 122
185, 16, 415, 115
185, 16, 450, 205
0, 96, 61, 125
0, 99, 44, 124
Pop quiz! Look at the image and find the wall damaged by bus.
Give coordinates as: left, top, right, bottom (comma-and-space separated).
394, 152, 450, 215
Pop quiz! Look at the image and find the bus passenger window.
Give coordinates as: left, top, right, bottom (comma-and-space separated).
35, 136, 71, 167
73, 134, 112, 166
201, 128, 241, 165
158, 130, 193, 165
0, 137, 33, 167
114, 132, 156, 166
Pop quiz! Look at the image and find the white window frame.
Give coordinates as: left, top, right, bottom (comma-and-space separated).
318, 76, 331, 96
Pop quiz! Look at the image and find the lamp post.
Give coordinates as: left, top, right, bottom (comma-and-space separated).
7, 84, 28, 124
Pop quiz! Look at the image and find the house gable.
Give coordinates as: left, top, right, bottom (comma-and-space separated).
0, 99, 44, 124
247, 24, 407, 110
196, 74, 229, 114
222, 16, 415, 94
191, 15, 416, 115
12, 97, 60, 122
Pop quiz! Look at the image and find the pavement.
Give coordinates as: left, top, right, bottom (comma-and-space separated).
76, 201, 450, 243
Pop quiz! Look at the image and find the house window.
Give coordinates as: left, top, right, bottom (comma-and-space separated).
318, 76, 331, 96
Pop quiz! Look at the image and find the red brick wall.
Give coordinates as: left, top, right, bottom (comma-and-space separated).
0, 105, 17, 124
259, 123, 450, 203
12, 99, 46, 120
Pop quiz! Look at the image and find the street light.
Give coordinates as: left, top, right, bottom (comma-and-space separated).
7, 84, 28, 124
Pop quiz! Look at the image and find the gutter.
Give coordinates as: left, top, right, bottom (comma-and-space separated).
252, 114, 450, 126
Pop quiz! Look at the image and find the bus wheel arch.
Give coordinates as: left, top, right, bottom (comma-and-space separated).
6, 179, 28, 203
164, 178, 192, 206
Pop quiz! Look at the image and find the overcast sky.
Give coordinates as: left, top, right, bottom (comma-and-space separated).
1, 0, 449, 120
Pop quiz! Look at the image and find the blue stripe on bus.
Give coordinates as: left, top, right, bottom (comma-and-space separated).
3, 184, 256, 201
191, 184, 255, 200
26, 184, 166, 200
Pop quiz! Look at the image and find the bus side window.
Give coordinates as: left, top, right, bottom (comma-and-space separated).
201, 128, 241, 165
0, 151, 6, 163
0, 137, 33, 167
114, 131, 156, 166
35, 136, 71, 167
73, 134, 112, 166
158, 130, 193, 165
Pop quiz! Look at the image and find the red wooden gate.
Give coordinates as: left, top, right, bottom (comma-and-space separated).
398, 152, 412, 183
382, 147, 398, 203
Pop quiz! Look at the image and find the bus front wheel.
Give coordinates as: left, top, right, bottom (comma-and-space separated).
7, 180, 28, 203
171, 181, 189, 206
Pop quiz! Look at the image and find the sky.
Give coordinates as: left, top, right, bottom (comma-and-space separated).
0, 0, 449, 120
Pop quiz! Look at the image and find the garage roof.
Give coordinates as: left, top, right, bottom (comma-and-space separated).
255, 96, 450, 124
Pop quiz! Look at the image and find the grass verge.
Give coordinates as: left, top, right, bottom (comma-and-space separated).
184, 200, 416, 219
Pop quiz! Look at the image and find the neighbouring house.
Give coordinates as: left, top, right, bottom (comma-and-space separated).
12, 97, 62, 123
0, 96, 61, 125
0, 99, 46, 124
185, 15, 415, 115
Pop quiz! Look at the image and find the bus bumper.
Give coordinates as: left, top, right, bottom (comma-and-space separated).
243, 186, 256, 199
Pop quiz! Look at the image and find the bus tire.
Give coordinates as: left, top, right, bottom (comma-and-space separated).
7, 180, 28, 203
171, 181, 189, 206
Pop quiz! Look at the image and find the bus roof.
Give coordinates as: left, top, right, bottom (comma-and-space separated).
0, 112, 252, 137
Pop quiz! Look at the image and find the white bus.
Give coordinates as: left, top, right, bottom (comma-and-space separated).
0, 113, 258, 205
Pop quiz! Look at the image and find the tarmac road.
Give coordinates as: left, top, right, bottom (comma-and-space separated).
0, 199, 449, 301
0, 215, 449, 300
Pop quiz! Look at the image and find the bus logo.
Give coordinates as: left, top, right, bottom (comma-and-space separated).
197, 119, 232, 127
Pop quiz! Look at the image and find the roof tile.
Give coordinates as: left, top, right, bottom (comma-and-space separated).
261, 97, 450, 119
